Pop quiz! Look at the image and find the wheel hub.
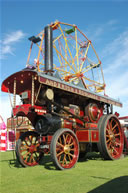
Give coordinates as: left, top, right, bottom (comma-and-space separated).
109, 131, 116, 143
29, 145, 36, 153
110, 134, 114, 139
64, 145, 70, 154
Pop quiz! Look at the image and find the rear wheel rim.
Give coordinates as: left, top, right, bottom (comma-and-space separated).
105, 117, 124, 159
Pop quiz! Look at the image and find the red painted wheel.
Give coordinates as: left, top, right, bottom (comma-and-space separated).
98, 115, 124, 160
50, 128, 79, 170
16, 131, 44, 167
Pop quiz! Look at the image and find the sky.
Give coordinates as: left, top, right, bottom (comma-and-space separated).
0, 0, 128, 123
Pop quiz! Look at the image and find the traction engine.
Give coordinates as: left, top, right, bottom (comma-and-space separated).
1, 21, 128, 170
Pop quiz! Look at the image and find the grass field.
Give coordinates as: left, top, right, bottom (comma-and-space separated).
0, 151, 128, 193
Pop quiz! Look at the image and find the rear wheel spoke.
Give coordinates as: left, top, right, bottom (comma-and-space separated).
112, 123, 118, 131
115, 142, 121, 146
114, 133, 120, 137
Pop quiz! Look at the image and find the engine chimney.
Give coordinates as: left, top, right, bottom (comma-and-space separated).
44, 26, 53, 72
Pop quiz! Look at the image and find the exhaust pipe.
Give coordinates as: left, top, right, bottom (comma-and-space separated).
44, 26, 53, 72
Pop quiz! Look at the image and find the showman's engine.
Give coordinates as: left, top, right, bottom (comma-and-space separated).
1, 21, 128, 170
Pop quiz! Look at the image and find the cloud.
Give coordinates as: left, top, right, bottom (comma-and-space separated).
102, 29, 128, 116
84, 19, 128, 116
103, 30, 128, 76
0, 95, 11, 123
3, 30, 25, 45
102, 30, 128, 60
106, 71, 128, 99
0, 30, 26, 59
86, 19, 118, 42
0, 94, 21, 123
2, 45, 15, 55
107, 19, 118, 26
114, 100, 128, 117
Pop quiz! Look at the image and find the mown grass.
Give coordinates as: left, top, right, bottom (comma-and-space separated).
0, 151, 128, 193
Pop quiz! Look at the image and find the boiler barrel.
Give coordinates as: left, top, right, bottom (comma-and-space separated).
44, 26, 53, 72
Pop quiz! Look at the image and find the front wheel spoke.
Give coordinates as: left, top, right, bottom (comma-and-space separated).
63, 134, 66, 145
64, 155, 67, 165
56, 147, 62, 151
70, 148, 75, 151
68, 154, 72, 162
58, 155, 61, 163
67, 135, 73, 144
68, 142, 74, 147
57, 151, 64, 157
57, 142, 64, 148
68, 136, 72, 145
58, 136, 62, 145
62, 154, 67, 165
65, 134, 69, 142
68, 152, 74, 157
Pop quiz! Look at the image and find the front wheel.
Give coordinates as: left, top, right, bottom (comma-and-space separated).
50, 128, 79, 170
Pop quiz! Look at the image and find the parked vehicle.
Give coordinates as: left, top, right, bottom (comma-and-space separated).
1, 21, 128, 170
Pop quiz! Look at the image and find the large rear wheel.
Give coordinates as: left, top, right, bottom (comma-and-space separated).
50, 128, 79, 170
98, 115, 124, 160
